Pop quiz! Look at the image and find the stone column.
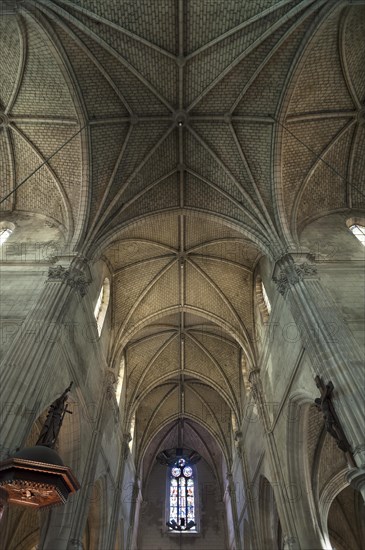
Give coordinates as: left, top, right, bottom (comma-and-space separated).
226, 471, 243, 550
272, 253, 365, 467
234, 432, 260, 550
126, 476, 141, 550
105, 433, 131, 550
38, 369, 117, 550
0, 256, 91, 457
249, 369, 300, 550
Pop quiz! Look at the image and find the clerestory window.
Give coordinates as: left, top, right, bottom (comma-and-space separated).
168, 458, 197, 532
0, 227, 12, 246
349, 224, 365, 247
94, 277, 110, 335
261, 282, 271, 314
256, 276, 271, 322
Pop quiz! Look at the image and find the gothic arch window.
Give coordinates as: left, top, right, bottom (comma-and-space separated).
168, 458, 197, 532
94, 277, 110, 335
256, 276, 271, 321
0, 222, 14, 246
349, 224, 365, 246
115, 355, 125, 405
128, 412, 136, 454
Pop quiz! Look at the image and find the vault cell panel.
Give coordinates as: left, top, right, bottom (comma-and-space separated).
12, 132, 65, 224
54, 24, 127, 118
297, 128, 353, 227
184, 337, 231, 398
351, 127, 365, 209
140, 337, 180, 391
190, 240, 259, 269
185, 173, 248, 225
88, 123, 130, 226
12, 19, 76, 118
15, 124, 82, 217
112, 173, 180, 228
126, 332, 177, 398
282, 118, 351, 217
344, 7, 365, 103
65, 22, 171, 115
192, 257, 253, 332
66, 6, 178, 105
0, 132, 12, 211
0, 16, 20, 109
104, 240, 175, 270
185, 217, 245, 249
290, 12, 354, 115
117, 214, 179, 248
234, 13, 315, 117
126, 261, 180, 330
104, 121, 172, 213
65, 0, 177, 54
185, 261, 240, 332
113, 256, 173, 326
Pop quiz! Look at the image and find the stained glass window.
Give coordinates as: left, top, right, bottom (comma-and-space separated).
168, 458, 196, 531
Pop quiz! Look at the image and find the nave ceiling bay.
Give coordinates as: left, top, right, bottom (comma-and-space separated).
0, 0, 364, 478
1, 1, 364, 250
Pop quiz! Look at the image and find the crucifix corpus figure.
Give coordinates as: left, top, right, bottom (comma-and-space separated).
314, 375, 353, 457
36, 382, 73, 449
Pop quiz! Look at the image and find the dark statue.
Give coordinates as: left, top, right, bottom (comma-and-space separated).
36, 383, 73, 449
314, 376, 352, 455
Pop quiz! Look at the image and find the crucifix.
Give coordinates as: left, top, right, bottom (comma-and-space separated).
314, 376, 356, 467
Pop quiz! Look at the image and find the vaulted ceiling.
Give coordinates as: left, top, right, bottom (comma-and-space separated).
0, 0, 364, 478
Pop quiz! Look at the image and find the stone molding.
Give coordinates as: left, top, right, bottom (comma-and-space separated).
272, 253, 318, 296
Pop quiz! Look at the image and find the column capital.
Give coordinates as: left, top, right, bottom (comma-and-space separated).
272, 253, 317, 296
67, 539, 84, 550
47, 256, 91, 297
282, 535, 300, 550
346, 467, 365, 503
104, 368, 117, 400
248, 368, 262, 403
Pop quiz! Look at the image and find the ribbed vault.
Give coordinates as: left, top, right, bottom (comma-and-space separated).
1, 0, 364, 497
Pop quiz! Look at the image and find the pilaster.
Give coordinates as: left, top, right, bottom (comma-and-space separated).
39, 369, 116, 550
0, 256, 91, 456
248, 369, 300, 549
272, 253, 365, 467
105, 432, 131, 550
226, 471, 243, 550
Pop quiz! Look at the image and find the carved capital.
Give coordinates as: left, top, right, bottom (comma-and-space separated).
346, 468, 365, 503
68, 540, 84, 550
47, 264, 90, 297
272, 254, 317, 296
104, 369, 117, 400
248, 368, 262, 403
282, 535, 299, 550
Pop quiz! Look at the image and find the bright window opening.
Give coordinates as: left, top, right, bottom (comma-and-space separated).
0, 228, 12, 246
349, 224, 365, 247
168, 458, 196, 532
262, 282, 271, 314
128, 413, 135, 453
94, 277, 110, 335
116, 356, 125, 405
